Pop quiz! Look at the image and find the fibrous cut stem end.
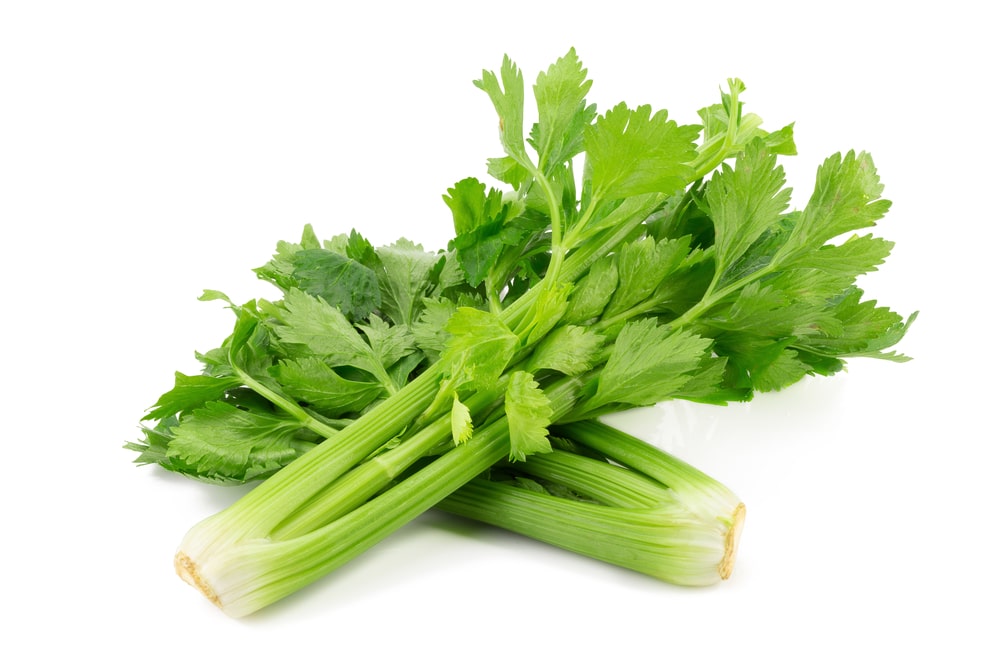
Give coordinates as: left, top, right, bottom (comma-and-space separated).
719, 502, 746, 580
174, 551, 222, 609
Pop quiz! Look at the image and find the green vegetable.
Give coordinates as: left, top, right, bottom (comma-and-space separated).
130, 49, 913, 617
438, 419, 746, 586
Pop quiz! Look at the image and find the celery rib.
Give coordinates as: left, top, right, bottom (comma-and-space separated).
436, 419, 745, 586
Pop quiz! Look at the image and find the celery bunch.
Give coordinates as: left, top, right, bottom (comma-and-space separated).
130, 49, 912, 617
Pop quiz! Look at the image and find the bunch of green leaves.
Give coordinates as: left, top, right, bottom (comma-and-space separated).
130, 228, 464, 484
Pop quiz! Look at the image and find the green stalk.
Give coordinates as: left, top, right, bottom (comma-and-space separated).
437, 420, 745, 585
439, 481, 741, 586
553, 421, 742, 525
177, 418, 516, 617
176, 376, 585, 617
206, 369, 445, 540
492, 449, 673, 508
268, 388, 502, 540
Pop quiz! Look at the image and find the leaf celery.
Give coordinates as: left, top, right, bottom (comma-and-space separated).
129, 49, 914, 616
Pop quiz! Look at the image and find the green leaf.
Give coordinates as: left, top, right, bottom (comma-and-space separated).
474, 55, 529, 167
374, 239, 443, 327
762, 123, 797, 156
674, 356, 735, 403
411, 297, 458, 362
274, 289, 386, 381
429, 251, 469, 298
272, 357, 385, 417
705, 139, 792, 274
696, 80, 796, 162
486, 156, 530, 189
718, 281, 837, 340
796, 288, 916, 361
528, 325, 605, 376
604, 236, 692, 318
525, 283, 573, 345
166, 401, 307, 482
439, 307, 520, 391
227, 302, 278, 381
505, 371, 553, 462
144, 372, 242, 421
254, 227, 322, 290
299, 223, 322, 250
529, 47, 595, 172
289, 248, 380, 321
564, 254, 618, 324
443, 178, 516, 287
198, 289, 236, 307
511, 476, 549, 495
344, 229, 379, 268
443, 177, 506, 237
388, 350, 425, 390
450, 393, 474, 444
126, 417, 177, 468
790, 234, 894, 276
697, 80, 745, 143
357, 314, 417, 371
751, 348, 811, 392
584, 103, 700, 202
576, 319, 711, 416
789, 151, 891, 253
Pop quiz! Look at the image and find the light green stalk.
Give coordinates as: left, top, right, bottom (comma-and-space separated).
176, 377, 585, 617
438, 420, 744, 585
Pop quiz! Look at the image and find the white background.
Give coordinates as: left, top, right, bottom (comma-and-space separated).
3, 1, 996, 664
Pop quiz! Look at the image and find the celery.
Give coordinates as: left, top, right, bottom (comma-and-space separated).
439, 420, 745, 586
130, 49, 912, 616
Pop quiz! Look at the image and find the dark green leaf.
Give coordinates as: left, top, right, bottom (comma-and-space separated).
290, 248, 380, 321
272, 357, 385, 417
166, 401, 308, 482
144, 372, 242, 421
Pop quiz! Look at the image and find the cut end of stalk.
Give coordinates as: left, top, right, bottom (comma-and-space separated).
174, 551, 222, 609
718, 502, 746, 580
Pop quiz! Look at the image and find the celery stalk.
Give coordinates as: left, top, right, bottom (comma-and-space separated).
437, 420, 745, 585
174, 377, 585, 617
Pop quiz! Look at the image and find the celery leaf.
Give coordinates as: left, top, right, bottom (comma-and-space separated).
167, 401, 308, 482
289, 248, 380, 321
530, 47, 595, 173
272, 357, 385, 417
144, 372, 242, 421
574, 319, 712, 418
506, 371, 553, 462
439, 307, 520, 391
474, 56, 529, 168
584, 103, 700, 202
705, 139, 792, 275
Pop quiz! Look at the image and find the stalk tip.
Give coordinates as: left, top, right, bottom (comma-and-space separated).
719, 502, 746, 580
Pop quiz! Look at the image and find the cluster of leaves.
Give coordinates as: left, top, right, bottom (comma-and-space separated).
129, 48, 913, 491
131, 228, 466, 483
